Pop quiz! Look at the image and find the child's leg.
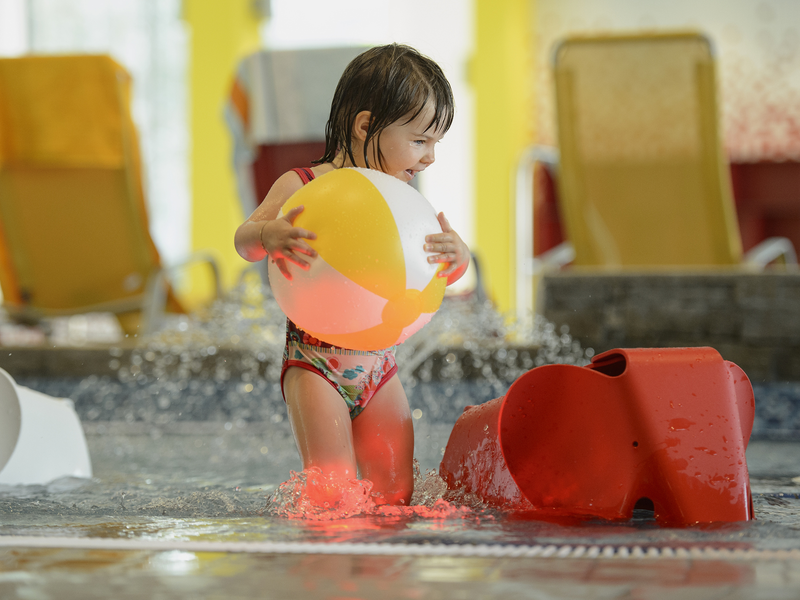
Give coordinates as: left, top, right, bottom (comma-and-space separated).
283, 366, 358, 479
351, 375, 415, 505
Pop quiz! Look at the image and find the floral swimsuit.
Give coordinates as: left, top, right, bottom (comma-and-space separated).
278, 168, 398, 419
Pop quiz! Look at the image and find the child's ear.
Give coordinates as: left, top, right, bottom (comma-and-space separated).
353, 111, 372, 142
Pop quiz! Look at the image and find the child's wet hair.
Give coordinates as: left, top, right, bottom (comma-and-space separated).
316, 44, 454, 170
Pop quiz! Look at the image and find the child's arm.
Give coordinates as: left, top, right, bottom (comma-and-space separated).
234, 171, 318, 280
424, 212, 470, 286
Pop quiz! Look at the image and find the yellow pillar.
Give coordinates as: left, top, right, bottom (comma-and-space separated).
182, 0, 264, 306
473, 0, 536, 315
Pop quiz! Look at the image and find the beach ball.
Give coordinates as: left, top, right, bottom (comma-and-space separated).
267, 167, 446, 351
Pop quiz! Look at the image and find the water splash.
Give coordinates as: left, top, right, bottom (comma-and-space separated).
268, 467, 376, 520
398, 299, 592, 388
88, 271, 592, 427
267, 462, 478, 521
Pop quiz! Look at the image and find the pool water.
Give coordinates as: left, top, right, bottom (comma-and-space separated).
5, 283, 800, 598
3, 411, 800, 554
2, 420, 800, 600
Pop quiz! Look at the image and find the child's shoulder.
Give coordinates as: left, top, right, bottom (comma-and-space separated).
267, 164, 337, 205
268, 170, 306, 201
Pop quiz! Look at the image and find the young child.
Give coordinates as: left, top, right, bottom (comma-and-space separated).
234, 44, 470, 506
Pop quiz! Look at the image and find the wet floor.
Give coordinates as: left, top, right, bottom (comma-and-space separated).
5, 545, 800, 600
4, 423, 800, 598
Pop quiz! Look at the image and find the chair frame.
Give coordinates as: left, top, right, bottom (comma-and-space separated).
511, 33, 797, 323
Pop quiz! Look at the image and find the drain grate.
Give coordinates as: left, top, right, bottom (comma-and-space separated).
1, 536, 800, 561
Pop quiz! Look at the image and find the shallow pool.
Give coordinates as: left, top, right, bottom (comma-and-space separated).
3, 395, 800, 556
4, 289, 800, 598
4, 382, 800, 600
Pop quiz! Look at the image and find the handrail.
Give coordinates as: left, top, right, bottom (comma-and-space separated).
512, 145, 559, 330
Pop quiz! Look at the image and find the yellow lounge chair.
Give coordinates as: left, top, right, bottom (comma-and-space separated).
513, 32, 796, 321
0, 55, 220, 336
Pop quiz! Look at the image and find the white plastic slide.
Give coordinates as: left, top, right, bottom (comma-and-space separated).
0, 367, 92, 485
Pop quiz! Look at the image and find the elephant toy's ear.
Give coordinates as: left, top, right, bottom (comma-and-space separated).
499, 357, 637, 521
442, 347, 755, 526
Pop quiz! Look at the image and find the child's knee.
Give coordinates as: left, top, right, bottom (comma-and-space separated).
370, 465, 414, 506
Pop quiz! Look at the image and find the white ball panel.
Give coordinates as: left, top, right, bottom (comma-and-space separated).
354, 168, 442, 291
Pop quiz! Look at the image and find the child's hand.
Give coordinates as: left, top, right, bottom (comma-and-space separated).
424, 212, 469, 285
261, 205, 318, 280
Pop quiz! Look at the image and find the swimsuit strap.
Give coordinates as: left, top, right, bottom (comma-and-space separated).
291, 167, 315, 185
285, 166, 316, 338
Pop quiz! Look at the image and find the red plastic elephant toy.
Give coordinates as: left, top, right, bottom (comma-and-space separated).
439, 347, 755, 526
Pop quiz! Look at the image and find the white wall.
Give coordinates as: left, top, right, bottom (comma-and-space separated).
1, 0, 475, 264
0, 0, 28, 56
536, 0, 800, 161
262, 0, 475, 247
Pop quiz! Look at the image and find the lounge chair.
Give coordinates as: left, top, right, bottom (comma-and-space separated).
513, 32, 796, 321
0, 55, 220, 336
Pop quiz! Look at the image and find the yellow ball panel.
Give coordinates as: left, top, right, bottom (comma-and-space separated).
284, 169, 406, 301
381, 289, 423, 331
419, 268, 448, 313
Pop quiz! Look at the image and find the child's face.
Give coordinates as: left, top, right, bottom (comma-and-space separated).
371, 102, 445, 183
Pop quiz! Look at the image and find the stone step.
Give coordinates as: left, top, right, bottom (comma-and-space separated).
540, 271, 800, 382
